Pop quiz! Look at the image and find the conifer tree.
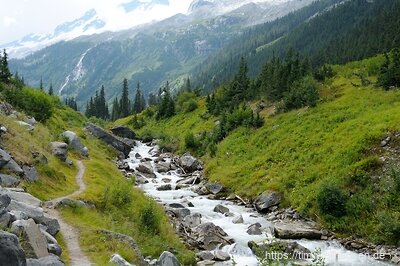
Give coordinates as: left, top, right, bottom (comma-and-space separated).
0, 49, 12, 83
40, 78, 43, 90
111, 97, 120, 121
48, 83, 54, 95
119, 78, 131, 118
133, 82, 146, 114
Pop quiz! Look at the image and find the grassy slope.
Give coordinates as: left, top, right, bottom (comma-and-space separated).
120, 55, 400, 244
0, 92, 194, 265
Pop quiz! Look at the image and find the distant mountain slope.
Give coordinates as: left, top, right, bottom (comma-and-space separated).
9, 0, 315, 109
193, 0, 400, 91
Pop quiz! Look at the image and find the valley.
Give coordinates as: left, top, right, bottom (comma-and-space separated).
1, 0, 400, 265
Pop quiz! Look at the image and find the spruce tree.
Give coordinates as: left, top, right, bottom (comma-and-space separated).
40, 78, 43, 90
111, 97, 120, 121
133, 82, 146, 114
119, 78, 130, 118
0, 49, 12, 83
48, 83, 54, 95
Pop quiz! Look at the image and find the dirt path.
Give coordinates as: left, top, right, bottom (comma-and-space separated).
44, 160, 92, 266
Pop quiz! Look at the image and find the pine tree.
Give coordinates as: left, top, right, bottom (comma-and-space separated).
133, 82, 146, 114
48, 83, 54, 95
40, 78, 43, 90
156, 81, 175, 119
148, 93, 157, 106
185, 77, 192, 92
0, 49, 12, 83
119, 78, 131, 118
111, 97, 120, 121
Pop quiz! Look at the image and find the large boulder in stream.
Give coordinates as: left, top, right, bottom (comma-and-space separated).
136, 162, 156, 178
111, 126, 136, 140
274, 222, 322, 240
254, 190, 281, 213
85, 123, 133, 158
157, 251, 179, 266
177, 153, 202, 173
248, 240, 311, 259
192, 222, 234, 250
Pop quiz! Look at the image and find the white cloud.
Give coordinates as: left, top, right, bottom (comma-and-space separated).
3, 16, 17, 27
0, 0, 192, 44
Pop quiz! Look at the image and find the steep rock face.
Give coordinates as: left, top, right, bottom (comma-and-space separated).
85, 123, 132, 158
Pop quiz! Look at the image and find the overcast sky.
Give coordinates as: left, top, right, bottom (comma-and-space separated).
0, 0, 192, 44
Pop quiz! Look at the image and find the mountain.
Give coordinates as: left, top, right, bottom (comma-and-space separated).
0, 9, 106, 59
193, 0, 400, 91
8, 0, 315, 109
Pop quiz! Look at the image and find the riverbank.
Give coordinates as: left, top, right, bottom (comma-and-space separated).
119, 140, 398, 265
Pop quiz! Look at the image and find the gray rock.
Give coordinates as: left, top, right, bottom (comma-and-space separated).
247, 223, 263, 235
167, 208, 191, 219
193, 222, 234, 250
213, 204, 229, 215
135, 175, 148, 185
7, 200, 44, 220
157, 251, 179, 266
47, 244, 62, 257
3, 158, 24, 175
111, 126, 136, 140
49, 142, 68, 162
183, 213, 202, 228
35, 216, 60, 237
168, 203, 185, 209
24, 117, 37, 127
213, 249, 230, 261
177, 153, 202, 173
0, 125, 7, 135
0, 230, 27, 266
11, 219, 49, 258
62, 131, 89, 157
197, 251, 214, 261
273, 222, 322, 240
39, 229, 58, 245
26, 254, 64, 266
110, 254, 133, 266
248, 240, 310, 259
157, 184, 172, 191
22, 165, 40, 183
155, 163, 170, 173
0, 148, 11, 168
85, 123, 132, 158
55, 199, 85, 208
0, 194, 11, 211
16, 121, 35, 131
197, 261, 215, 266
0, 102, 16, 116
254, 190, 281, 213
232, 215, 244, 224
136, 163, 154, 175
206, 183, 224, 195
0, 211, 11, 229
1, 189, 42, 208
0, 174, 20, 187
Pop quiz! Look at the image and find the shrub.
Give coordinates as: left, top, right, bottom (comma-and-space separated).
183, 99, 198, 113
4, 87, 54, 121
140, 204, 160, 235
185, 132, 198, 150
101, 182, 133, 210
282, 76, 319, 111
377, 211, 400, 245
317, 185, 348, 217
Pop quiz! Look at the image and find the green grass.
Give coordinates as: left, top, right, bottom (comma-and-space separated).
119, 55, 400, 244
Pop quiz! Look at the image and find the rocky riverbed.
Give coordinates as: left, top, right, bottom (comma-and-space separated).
121, 141, 397, 266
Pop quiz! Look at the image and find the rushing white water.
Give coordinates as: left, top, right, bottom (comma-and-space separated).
126, 142, 391, 266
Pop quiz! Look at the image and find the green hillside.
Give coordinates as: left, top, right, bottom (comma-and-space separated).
117, 54, 400, 245
0, 83, 195, 265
